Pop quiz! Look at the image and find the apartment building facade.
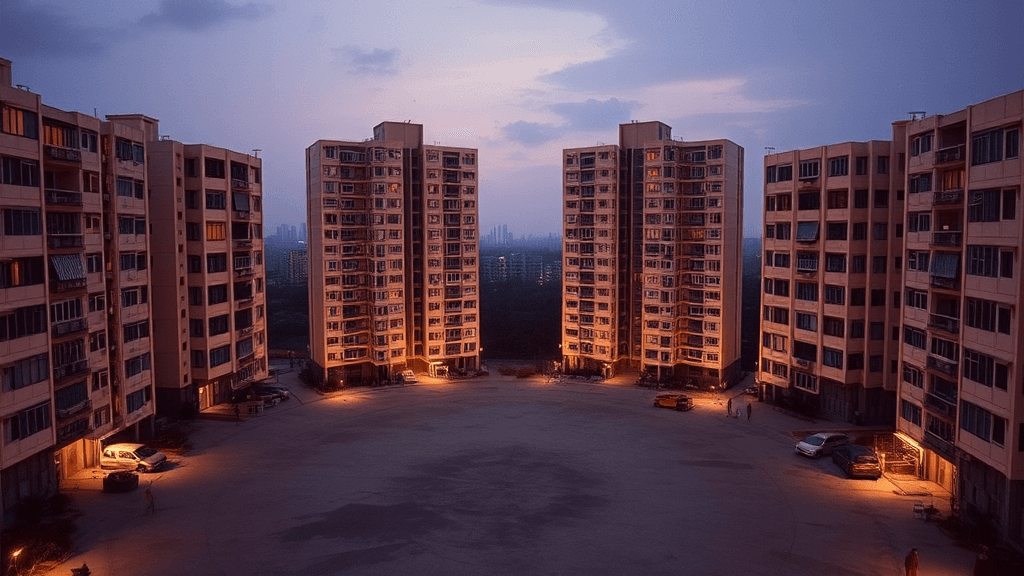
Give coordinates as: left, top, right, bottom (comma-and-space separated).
760, 136, 905, 424
142, 133, 268, 416
895, 91, 1023, 547
1, 59, 156, 524
561, 122, 743, 387
307, 122, 480, 385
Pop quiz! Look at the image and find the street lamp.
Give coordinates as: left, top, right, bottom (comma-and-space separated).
11, 548, 23, 575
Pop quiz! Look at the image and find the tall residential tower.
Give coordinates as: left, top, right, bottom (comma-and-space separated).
307, 122, 480, 385
561, 122, 743, 387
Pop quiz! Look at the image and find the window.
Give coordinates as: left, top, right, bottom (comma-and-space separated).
910, 133, 933, 156
908, 212, 931, 232
799, 160, 819, 179
904, 326, 926, 349
795, 222, 819, 242
208, 284, 229, 304
120, 287, 148, 307
825, 253, 846, 272
874, 189, 888, 208
124, 353, 152, 378
208, 315, 230, 336
209, 345, 231, 367
872, 223, 888, 240
855, 156, 868, 175
823, 316, 844, 337
900, 400, 922, 426
968, 189, 1016, 222
123, 320, 149, 343
877, 156, 889, 174
798, 192, 820, 211
126, 387, 151, 413
3, 208, 42, 235
822, 347, 843, 369
851, 255, 866, 273
870, 289, 885, 306
827, 190, 848, 209
972, 128, 1004, 165
794, 372, 817, 393
852, 223, 867, 240
824, 285, 845, 305
1, 156, 40, 187
777, 165, 792, 181
964, 297, 1012, 334
207, 253, 227, 273
3, 402, 51, 443
828, 157, 848, 177
795, 282, 818, 302
826, 222, 847, 240
205, 157, 226, 178
206, 190, 226, 210
960, 401, 993, 442
206, 221, 226, 240
1006, 128, 1019, 159
906, 289, 928, 310
1, 353, 49, 391
796, 313, 817, 332
966, 245, 1012, 278
1, 105, 39, 139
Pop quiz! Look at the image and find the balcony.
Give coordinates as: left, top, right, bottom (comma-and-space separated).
923, 430, 956, 461
45, 145, 82, 163
51, 278, 87, 293
931, 231, 962, 247
933, 189, 964, 205
927, 313, 960, 334
233, 210, 253, 221
233, 239, 253, 249
53, 359, 89, 381
56, 398, 92, 421
45, 189, 83, 206
237, 325, 254, 338
234, 267, 254, 279
927, 355, 958, 377
934, 145, 965, 164
794, 357, 815, 369
52, 318, 88, 337
47, 234, 84, 249
929, 275, 959, 290
56, 417, 91, 444
231, 178, 251, 191
925, 392, 957, 420
235, 296, 254, 310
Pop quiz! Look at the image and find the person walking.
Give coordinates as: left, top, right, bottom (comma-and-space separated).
904, 548, 919, 576
145, 484, 155, 514
973, 545, 993, 576
234, 403, 241, 424
726, 398, 732, 417
746, 403, 752, 421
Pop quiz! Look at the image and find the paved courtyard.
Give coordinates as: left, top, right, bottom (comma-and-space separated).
52, 368, 973, 575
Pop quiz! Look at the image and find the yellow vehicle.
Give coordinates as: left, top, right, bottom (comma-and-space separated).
653, 393, 694, 411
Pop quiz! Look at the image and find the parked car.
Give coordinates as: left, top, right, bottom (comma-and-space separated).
653, 393, 694, 411
831, 445, 882, 479
400, 370, 417, 383
101, 443, 167, 472
795, 432, 850, 458
742, 386, 758, 396
254, 384, 290, 401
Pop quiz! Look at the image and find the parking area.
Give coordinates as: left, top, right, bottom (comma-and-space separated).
51, 369, 972, 575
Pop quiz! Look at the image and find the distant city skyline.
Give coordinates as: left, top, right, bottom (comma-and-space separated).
3, 1, 1018, 239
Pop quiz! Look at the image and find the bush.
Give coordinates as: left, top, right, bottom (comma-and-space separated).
103, 471, 139, 493
515, 367, 536, 378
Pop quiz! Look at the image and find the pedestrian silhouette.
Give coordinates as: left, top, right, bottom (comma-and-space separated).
747, 403, 752, 421
904, 547, 918, 576
973, 545, 993, 576
145, 484, 155, 514
234, 403, 241, 424
726, 398, 732, 417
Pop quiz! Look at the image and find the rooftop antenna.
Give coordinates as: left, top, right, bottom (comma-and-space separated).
252, 149, 261, 158
765, 147, 776, 155
908, 111, 926, 121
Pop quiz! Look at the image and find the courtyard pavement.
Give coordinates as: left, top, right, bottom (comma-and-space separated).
50, 364, 972, 575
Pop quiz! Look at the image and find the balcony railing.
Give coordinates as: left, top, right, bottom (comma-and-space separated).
56, 416, 91, 443
929, 275, 959, 290
927, 355, 958, 376
235, 297, 254, 309
237, 325, 254, 338
47, 234, 84, 249
234, 267, 254, 278
928, 313, 960, 334
233, 210, 252, 221
794, 357, 815, 369
931, 231, 962, 247
934, 145, 965, 164
923, 430, 956, 460
45, 189, 83, 206
231, 178, 250, 191
233, 239, 253, 249
925, 392, 957, 419
52, 278, 87, 293
56, 398, 92, 420
53, 359, 89, 381
52, 318, 88, 337
933, 189, 964, 205
45, 145, 82, 163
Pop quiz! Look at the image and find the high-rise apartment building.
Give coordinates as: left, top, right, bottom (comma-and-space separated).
760, 136, 905, 424
141, 132, 268, 416
894, 91, 1022, 547
1, 59, 156, 523
561, 122, 743, 386
306, 122, 480, 385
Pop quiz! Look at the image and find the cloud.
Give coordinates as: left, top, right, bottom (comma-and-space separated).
141, 0, 271, 31
333, 46, 401, 76
549, 97, 639, 130
0, 0, 119, 57
501, 121, 565, 146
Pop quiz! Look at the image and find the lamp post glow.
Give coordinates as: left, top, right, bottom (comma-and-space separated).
11, 548, 23, 575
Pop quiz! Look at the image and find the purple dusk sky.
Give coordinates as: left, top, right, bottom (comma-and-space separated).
2, 0, 1021, 238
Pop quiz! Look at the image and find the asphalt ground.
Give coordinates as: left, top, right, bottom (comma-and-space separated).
52, 368, 972, 575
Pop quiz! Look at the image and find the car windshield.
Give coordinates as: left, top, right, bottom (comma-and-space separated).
803, 436, 825, 446
854, 455, 878, 464
134, 446, 157, 457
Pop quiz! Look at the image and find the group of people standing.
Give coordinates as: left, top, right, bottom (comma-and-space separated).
725, 397, 752, 420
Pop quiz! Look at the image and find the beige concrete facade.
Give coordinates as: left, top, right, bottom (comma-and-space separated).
0, 59, 156, 524
561, 122, 743, 387
895, 91, 1023, 548
306, 122, 480, 385
144, 137, 268, 416
760, 137, 905, 424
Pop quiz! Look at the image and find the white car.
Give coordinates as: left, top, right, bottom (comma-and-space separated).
401, 370, 417, 383
101, 443, 167, 472
795, 433, 850, 458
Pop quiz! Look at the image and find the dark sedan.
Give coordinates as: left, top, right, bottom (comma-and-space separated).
831, 445, 882, 479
